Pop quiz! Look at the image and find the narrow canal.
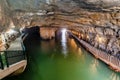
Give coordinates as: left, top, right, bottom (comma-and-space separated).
4, 29, 120, 80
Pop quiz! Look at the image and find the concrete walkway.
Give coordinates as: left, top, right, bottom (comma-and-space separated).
7, 37, 23, 51
0, 36, 27, 79
0, 60, 27, 79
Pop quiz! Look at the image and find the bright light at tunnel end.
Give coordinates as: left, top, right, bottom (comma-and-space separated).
61, 28, 68, 56
61, 28, 67, 33
61, 28, 67, 43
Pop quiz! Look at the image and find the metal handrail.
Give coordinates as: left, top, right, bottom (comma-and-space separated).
0, 53, 4, 69
0, 50, 26, 70
0, 34, 28, 70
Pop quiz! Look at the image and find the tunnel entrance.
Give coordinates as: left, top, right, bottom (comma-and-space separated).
3, 27, 120, 80
21, 26, 68, 40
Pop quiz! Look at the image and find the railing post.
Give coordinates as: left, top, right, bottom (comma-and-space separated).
119, 59, 120, 67
23, 51, 26, 59
4, 51, 9, 67
0, 52, 4, 69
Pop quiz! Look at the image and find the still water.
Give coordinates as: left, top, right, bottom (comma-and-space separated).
4, 32, 120, 80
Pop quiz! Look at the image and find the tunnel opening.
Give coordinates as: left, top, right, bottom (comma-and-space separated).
3, 26, 120, 80
22, 26, 69, 57
1, 0, 120, 79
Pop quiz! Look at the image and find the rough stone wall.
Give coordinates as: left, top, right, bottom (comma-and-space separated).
1, 0, 120, 29
0, 0, 120, 54
40, 27, 56, 39
0, 0, 16, 32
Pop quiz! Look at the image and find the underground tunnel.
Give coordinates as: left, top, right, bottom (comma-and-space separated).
0, 0, 120, 80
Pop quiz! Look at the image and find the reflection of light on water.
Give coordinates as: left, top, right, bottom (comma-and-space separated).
61, 29, 67, 43
109, 72, 120, 80
70, 39, 81, 55
89, 59, 120, 80
70, 39, 77, 49
78, 48, 82, 56
61, 29, 67, 56
90, 59, 99, 74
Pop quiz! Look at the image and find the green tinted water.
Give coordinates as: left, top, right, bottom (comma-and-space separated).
4, 34, 120, 80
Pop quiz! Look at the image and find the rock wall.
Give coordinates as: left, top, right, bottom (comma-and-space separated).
0, 0, 120, 55
40, 27, 56, 40
3, 0, 120, 28
72, 25, 120, 57
0, 0, 120, 28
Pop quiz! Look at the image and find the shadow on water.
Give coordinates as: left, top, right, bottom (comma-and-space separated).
3, 28, 120, 80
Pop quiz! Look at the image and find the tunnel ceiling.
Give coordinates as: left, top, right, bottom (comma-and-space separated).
6, 0, 120, 10
0, 0, 120, 31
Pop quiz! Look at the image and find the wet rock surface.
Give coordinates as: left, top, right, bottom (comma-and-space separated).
39, 27, 56, 40
0, 0, 120, 57
1, 0, 120, 29
73, 24, 120, 58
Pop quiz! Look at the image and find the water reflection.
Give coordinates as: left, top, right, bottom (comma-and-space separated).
90, 59, 99, 74
109, 72, 120, 80
77, 48, 82, 56
4, 29, 120, 80
61, 29, 68, 57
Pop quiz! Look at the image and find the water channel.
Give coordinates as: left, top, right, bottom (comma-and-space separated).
3, 29, 120, 80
